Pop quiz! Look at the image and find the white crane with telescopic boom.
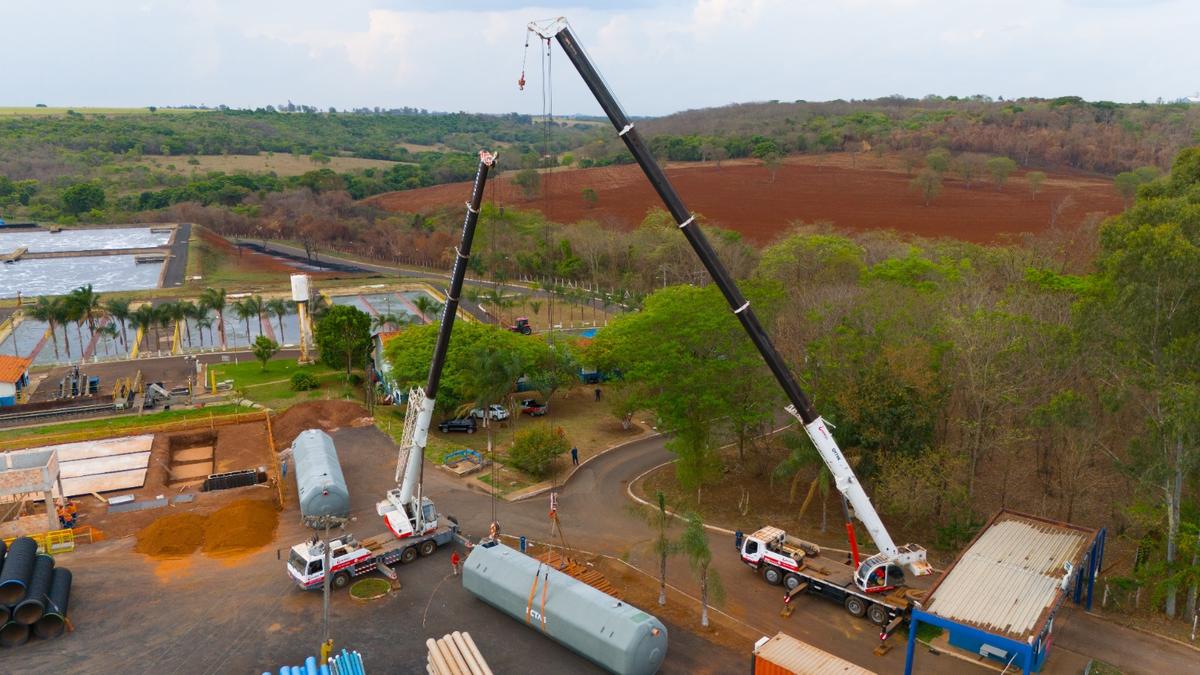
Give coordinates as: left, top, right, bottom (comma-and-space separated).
376, 150, 498, 540
526, 19, 931, 602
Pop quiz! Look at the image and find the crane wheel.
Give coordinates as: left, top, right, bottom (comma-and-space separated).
844, 596, 867, 618
784, 574, 803, 591
867, 603, 889, 625
418, 540, 437, 557
400, 546, 418, 564
332, 572, 350, 590
762, 566, 783, 586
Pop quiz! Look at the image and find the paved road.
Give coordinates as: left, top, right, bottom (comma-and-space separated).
161, 222, 191, 288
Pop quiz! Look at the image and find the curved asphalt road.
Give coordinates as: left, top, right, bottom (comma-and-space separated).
430, 432, 1199, 675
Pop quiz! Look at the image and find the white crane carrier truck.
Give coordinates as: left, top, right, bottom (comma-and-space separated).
528, 18, 933, 636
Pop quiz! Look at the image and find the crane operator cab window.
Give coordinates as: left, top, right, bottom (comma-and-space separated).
743, 539, 758, 557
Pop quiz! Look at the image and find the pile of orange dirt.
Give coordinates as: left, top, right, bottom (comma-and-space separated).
202, 499, 278, 554
272, 400, 371, 449
135, 513, 206, 557
134, 499, 278, 559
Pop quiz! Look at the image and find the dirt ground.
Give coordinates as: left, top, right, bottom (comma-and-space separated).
368, 154, 1124, 244
271, 399, 375, 449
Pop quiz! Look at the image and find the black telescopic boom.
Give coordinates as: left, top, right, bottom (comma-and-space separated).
551, 25, 819, 424
425, 150, 496, 400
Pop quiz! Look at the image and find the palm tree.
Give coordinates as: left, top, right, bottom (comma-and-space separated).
55, 297, 78, 359
371, 312, 407, 333
156, 303, 174, 353
104, 297, 132, 347
28, 297, 62, 360
96, 323, 119, 357
249, 295, 266, 338
412, 295, 438, 323
266, 297, 291, 343
130, 304, 157, 353
195, 315, 214, 348
232, 299, 257, 345
178, 300, 201, 348
199, 288, 227, 350
71, 284, 102, 336
635, 491, 679, 607
681, 512, 723, 628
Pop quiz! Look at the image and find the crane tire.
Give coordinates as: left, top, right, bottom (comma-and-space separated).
845, 595, 867, 618
400, 546, 418, 564
762, 566, 783, 586
784, 573, 803, 591
867, 603, 889, 625
418, 540, 437, 557
332, 572, 350, 590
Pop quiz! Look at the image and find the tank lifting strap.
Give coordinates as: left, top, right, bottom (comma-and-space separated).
618, 123, 634, 137
678, 215, 695, 229
733, 300, 750, 314
465, 202, 479, 214
455, 246, 469, 259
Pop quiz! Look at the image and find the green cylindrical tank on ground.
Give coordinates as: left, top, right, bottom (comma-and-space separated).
462, 542, 667, 675
291, 429, 350, 524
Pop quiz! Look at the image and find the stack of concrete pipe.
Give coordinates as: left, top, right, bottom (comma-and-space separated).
0, 536, 74, 648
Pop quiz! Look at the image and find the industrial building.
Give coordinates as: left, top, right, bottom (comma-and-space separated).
904, 510, 1105, 675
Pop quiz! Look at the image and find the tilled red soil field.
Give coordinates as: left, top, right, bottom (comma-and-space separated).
368, 156, 1124, 244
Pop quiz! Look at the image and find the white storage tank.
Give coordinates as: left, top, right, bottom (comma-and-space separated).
291, 429, 350, 524
290, 274, 310, 303
463, 542, 667, 675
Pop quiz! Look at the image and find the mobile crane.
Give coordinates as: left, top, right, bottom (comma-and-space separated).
285, 151, 496, 590
528, 18, 931, 627
377, 149, 498, 540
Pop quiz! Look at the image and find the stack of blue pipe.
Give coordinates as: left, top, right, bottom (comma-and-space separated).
264, 649, 366, 675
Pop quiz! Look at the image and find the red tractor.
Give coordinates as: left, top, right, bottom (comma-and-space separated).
508, 317, 532, 335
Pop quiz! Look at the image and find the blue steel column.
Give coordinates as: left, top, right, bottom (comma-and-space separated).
903, 616, 920, 675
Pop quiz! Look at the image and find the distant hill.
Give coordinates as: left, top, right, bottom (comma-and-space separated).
565, 96, 1200, 175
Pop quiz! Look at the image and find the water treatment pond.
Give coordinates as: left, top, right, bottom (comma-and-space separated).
0, 256, 163, 299
0, 227, 171, 253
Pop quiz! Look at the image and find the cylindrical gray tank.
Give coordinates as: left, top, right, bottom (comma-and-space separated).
13, 554, 55, 625
463, 543, 667, 675
292, 429, 350, 524
33, 567, 71, 639
0, 537, 37, 606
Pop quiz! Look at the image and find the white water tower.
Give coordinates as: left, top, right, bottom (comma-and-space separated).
291, 274, 313, 363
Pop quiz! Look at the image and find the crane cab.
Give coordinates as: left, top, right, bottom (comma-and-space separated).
855, 552, 906, 593
377, 489, 439, 539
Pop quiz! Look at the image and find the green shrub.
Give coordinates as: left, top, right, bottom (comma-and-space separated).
506, 424, 569, 478
290, 372, 319, 391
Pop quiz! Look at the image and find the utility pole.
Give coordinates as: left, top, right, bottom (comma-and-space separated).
307, 514, 347, 651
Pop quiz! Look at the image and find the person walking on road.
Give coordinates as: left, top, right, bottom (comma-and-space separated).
571, 446, 579, 466
451, 550, 461, 576
594, 387, 602, 401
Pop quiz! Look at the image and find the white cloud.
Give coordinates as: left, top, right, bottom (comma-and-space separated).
0, 1, 1195, 112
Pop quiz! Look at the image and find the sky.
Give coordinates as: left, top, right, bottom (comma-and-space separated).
3, 1, 1196, 116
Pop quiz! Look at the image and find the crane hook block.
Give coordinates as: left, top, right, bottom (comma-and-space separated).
518, 73, 526, 91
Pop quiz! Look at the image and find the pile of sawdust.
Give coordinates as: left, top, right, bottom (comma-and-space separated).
272, 400, 370, 449
135, 513, 206, 557
203, 500, 278, 553
134, 499, 278, 559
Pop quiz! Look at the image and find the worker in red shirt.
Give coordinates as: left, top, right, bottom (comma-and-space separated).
451, 550, 462, 576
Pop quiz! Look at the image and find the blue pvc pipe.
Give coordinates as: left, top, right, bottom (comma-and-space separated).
305, 656, 318, 675
319, 666, 330, 675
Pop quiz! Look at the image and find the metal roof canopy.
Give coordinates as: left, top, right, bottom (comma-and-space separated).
0, 447, 64, 532
923, 510, 1096, 639
753, 632, 875, 675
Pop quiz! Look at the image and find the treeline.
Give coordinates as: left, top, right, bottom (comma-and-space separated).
587, 145, 1200, 619
623, 95, 1200, 174
0, 109, 588, 162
